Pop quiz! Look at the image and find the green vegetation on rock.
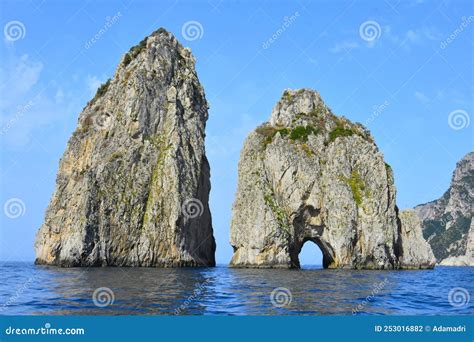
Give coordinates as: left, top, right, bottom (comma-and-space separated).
384, 162, 393, 180
108, 150, 123, 162
289, 125, 318, 142
328, 126, 356, 144
282, 90, 293, 102
91, 79, 111, 104
256, 125, 289, 146
85, 78, 112, 109
97, 79, 111, 97
263, 191, 291, 237
142, 135, 172, 229
123, 37, 148, 67
340, 170, 367, 206
301, 143, 314, 157
327, 119, 373, 145
256, 124, 319, 147
423, 214, 470, 260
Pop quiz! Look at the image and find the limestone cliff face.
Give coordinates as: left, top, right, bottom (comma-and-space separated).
35, 29, 215, 267
439, 219, 474, 266
415, 152, 473, 265
230, 89, 434, 269
398, 210, 436, 268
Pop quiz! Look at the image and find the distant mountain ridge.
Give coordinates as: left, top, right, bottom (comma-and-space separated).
415, 152, 473, 266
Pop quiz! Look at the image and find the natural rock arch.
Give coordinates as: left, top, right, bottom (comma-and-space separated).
290, 237, 334, 269
229, 89, 435, 269
288, 206, 335, 268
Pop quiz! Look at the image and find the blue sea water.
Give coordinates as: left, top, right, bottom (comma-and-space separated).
0, 262, 472, 315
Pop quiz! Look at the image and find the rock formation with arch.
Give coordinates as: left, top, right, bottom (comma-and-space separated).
230, 89, 434, 269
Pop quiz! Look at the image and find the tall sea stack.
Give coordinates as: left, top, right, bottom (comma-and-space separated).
35, 29, 215, 267
230, 89, 434, 269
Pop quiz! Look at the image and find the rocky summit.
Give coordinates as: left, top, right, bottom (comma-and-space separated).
35, 29, 216, 267
415, 152, 473, 266
230, 89, 434, 269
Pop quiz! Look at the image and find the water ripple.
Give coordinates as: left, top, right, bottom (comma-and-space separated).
0, 262, 473, 315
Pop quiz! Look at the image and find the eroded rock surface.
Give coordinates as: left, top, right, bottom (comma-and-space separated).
398, 210, 436, 268
35, 29, 215, 267
230, 89, 434, 269
415, 152, 473, 265
438, 219, 473, 266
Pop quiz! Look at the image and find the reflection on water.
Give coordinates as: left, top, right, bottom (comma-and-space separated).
0, 262, 473, 315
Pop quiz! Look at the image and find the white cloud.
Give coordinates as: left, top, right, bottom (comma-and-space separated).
332, 24, 441, 54
55, 88, 65, 103
421, 26, 442, 41
384, 25, 442, 52
330, 41, 360, 54
86, 75, 104, 97
307, 57, 319, 66
0, 52, 86, 148
422, 89, 468, 107
14, 55, 43, 89
404, 0, 428, 8
442, 89, 469, 106
414, 91, 430, 104
406, 30, 421, 44
407, 27, 442, 43
330, 22, 443, 55
0, 54, 43, 110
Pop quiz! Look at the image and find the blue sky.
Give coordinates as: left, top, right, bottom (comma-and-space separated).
0, 0, 472, 265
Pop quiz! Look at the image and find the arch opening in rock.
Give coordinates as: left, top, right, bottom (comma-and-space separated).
291, 237, 335, 269
297, 239, 323, 269
229, 88, 436, 269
